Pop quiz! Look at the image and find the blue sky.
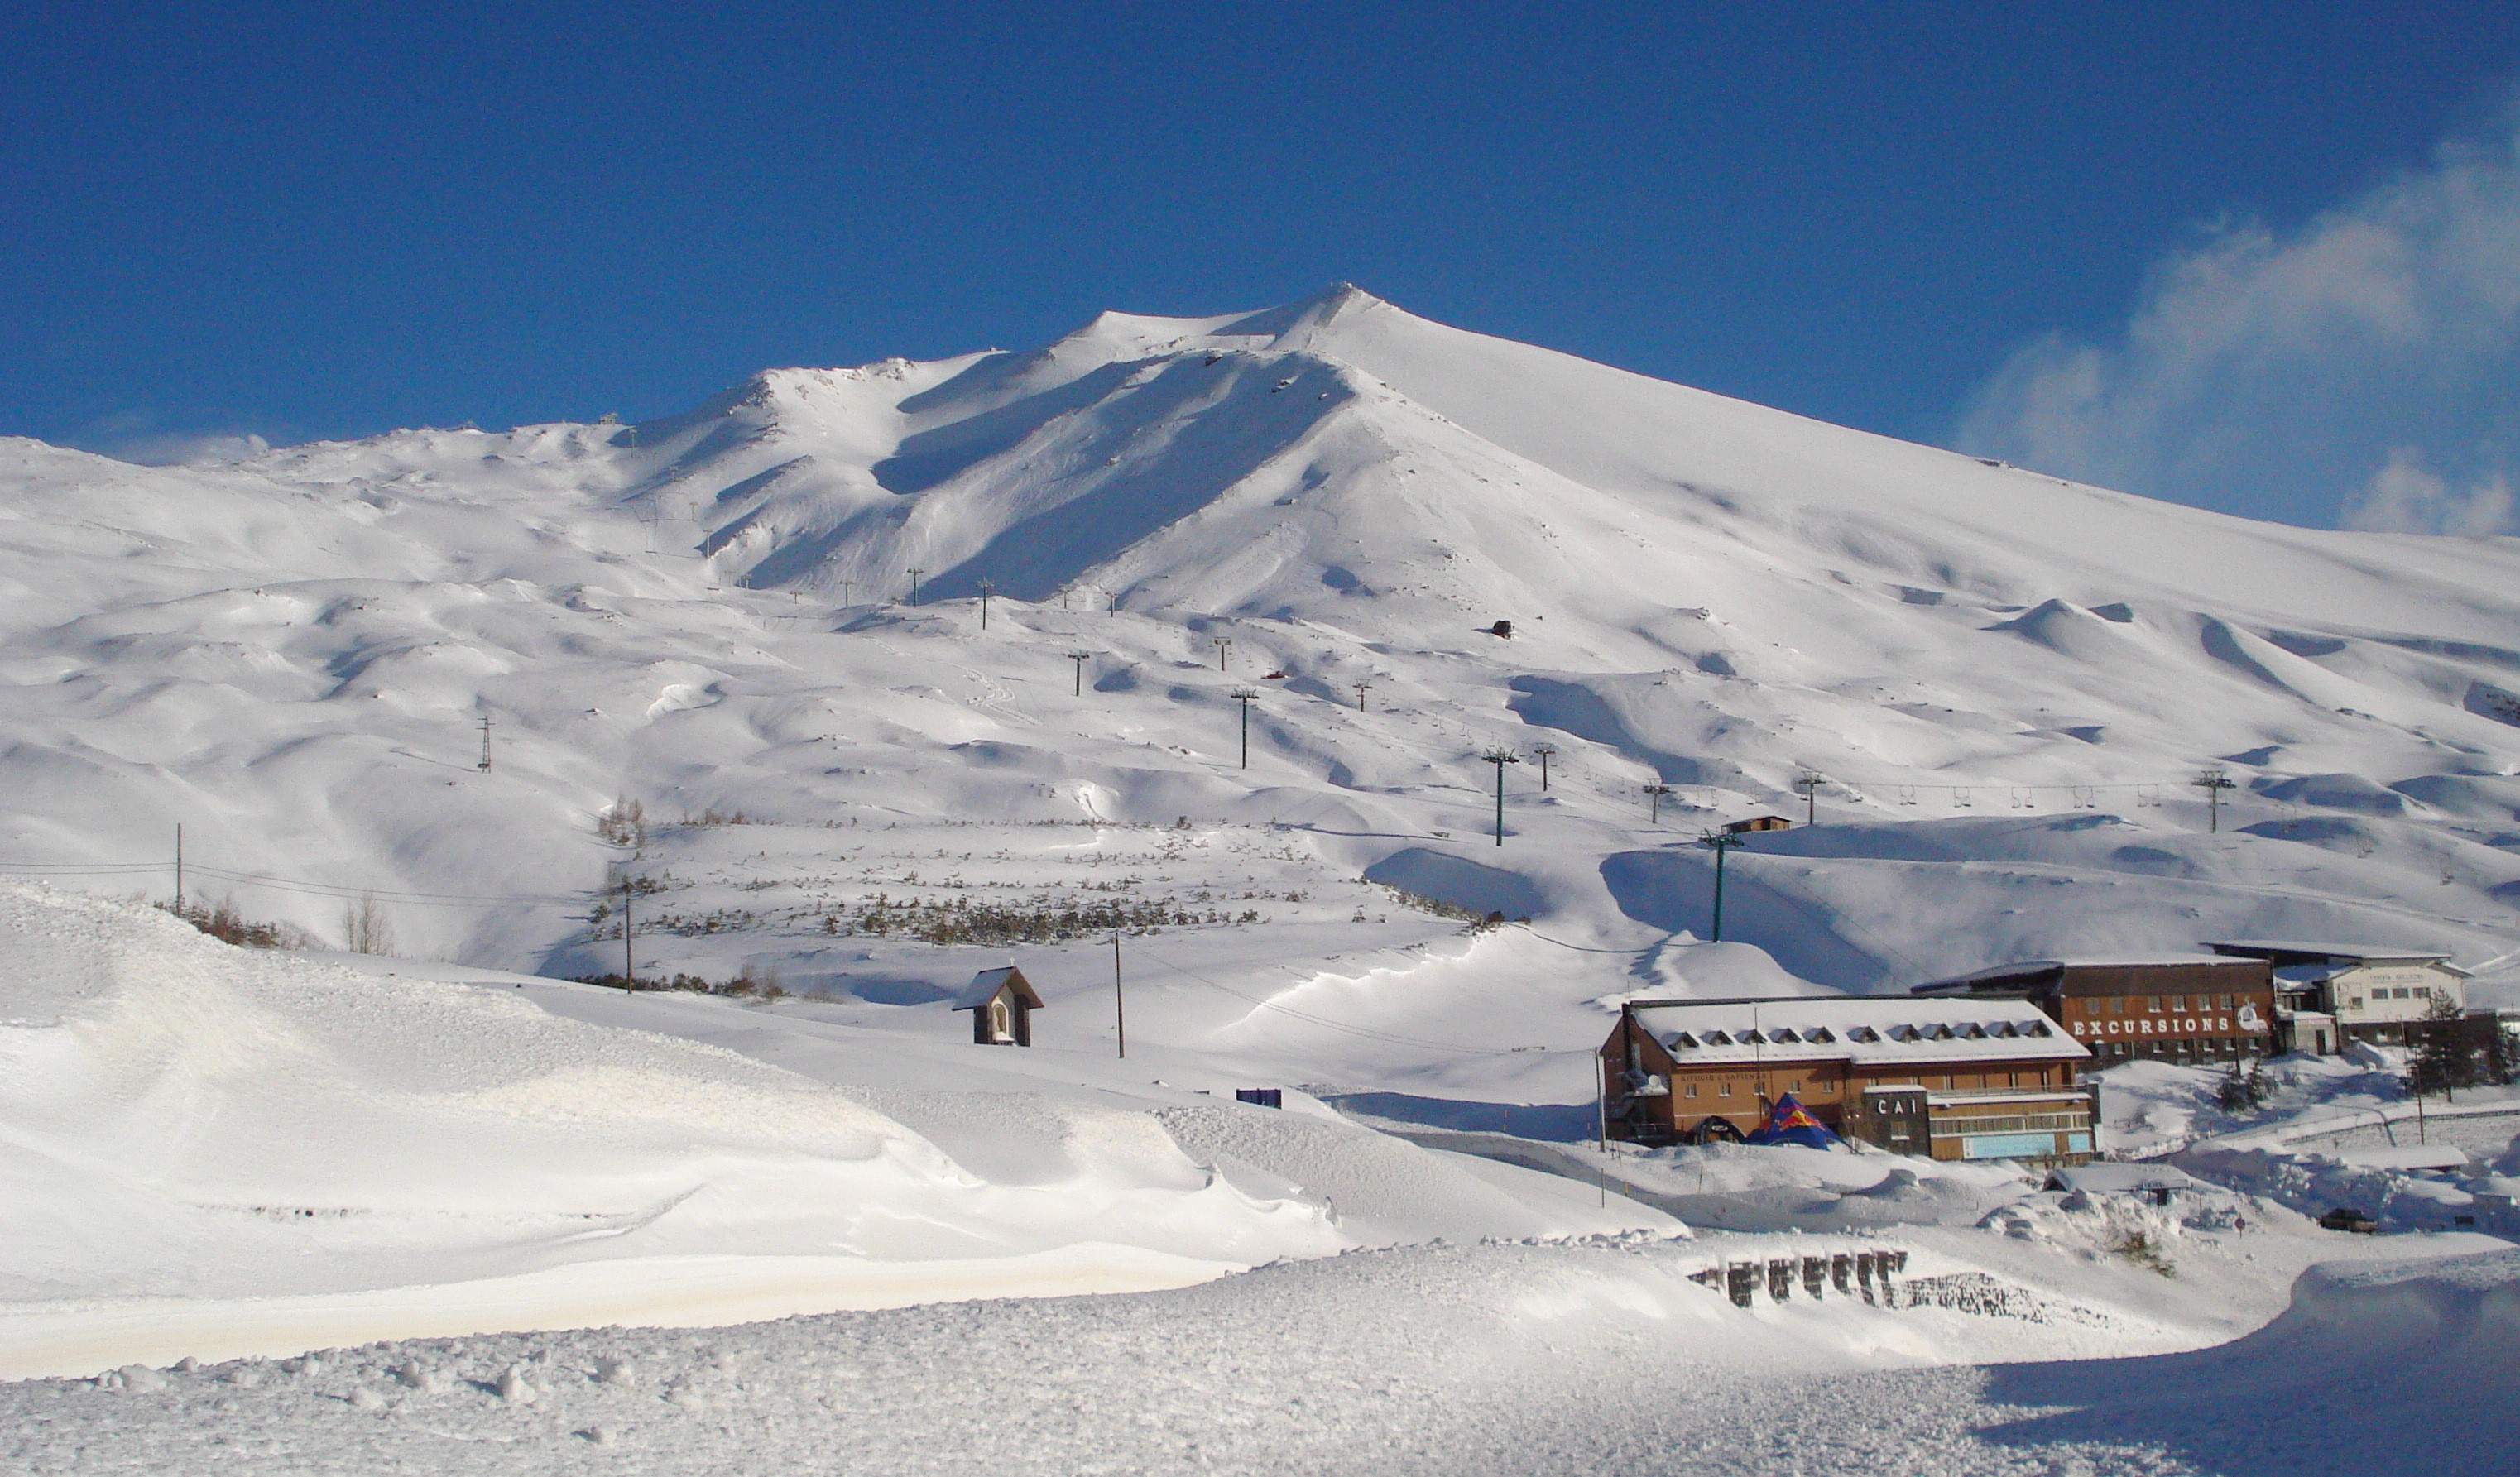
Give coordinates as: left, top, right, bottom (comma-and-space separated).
6, 3, 2518, 531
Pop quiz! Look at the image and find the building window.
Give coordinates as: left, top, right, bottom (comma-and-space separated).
1684, 1083, 1697, 1099
1788, 1080, 1802, 1092
2110, 996, 2126, 1014
2147, 996, 2162, 1013
2169, 995, 2186, 1012
1718, 1083, 1731, 1097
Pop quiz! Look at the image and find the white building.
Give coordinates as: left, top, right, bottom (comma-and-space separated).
2205, 942, 2469, 1047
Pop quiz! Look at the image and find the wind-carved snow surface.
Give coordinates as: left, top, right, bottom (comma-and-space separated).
5, 286, 2520, 1459
0, 883, 1666, 1378
0, 284, 2512, 1058
6, 1237, 2516, 1475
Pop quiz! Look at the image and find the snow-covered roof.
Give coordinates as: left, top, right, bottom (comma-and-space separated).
1627, 996, 2086, 1067
1931, 954, 2244, 984
951, 966, 1044, 1011
2208, 941, 2465, 971
2046, 1163, 2202, 1196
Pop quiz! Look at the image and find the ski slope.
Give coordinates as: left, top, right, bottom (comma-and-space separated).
0, 282, 2515, 1105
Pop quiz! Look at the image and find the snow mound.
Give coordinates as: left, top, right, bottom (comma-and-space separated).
1975, 1249, 2520, 1475
0, 881, 1685, 1374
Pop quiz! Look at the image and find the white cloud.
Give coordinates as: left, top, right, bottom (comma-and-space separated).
1957, 98, 2520, 536
2340, 446, 2513, 537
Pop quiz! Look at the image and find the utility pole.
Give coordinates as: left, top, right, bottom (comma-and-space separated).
1352, 679, 1373, 712
1595, 1053, 1608, 1209
1482, 746, 1521, 846
977, 578, 996, 630
1645, 783, 1672, 823
906, 567, 927, 604
620, 876, 636, 990
1793, 770, 1822, 826
1700, 830, 1743, 942
1112, 931, 1126, 1059
478, 713, 493, 773
2193, 768, 2236, 833
174, 823, 184, 914
1068, 650, 1091, 697
1231, 688, 1261, 769
1212, 636, 1232, 671
1531, 743, 1558, 791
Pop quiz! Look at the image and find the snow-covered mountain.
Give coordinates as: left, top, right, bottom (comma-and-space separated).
2, 285, 2517, 1101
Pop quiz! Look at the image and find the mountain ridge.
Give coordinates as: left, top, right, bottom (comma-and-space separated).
0, 286, 2512, 1086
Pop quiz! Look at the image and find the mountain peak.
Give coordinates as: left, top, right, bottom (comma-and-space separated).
1212, 281, 1383, 343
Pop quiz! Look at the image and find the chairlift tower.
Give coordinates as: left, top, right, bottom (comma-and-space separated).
1531, 742, 1558, 791
478, 713, 493, 773
1793, 770, 1824, 826
1644, 782, 1672, 823
1699, 829, 1745, 942
1231, 688, 1261, 769
1482, 746, 1521, 846
906, 567, 927, 604
2193, 768, 2237, 833
977, 578, 996, 630
1067, 650, 1092, 696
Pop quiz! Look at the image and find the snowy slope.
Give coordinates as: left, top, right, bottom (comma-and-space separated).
0, 284, 2515, 1114
7, 1236, 2513, 1474
0, 883, 1667, 1375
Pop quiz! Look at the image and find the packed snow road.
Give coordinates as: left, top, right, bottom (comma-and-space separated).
7, 1239, 2513, 1476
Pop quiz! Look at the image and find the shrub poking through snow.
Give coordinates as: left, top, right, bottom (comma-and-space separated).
156, 897, 318, 951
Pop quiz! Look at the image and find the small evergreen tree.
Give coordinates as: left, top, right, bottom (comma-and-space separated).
2215, 1059, 2268, 1113
2405, 997, 2477, 1101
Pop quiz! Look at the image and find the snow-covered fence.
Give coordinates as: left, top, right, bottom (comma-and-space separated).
1686, 1247, 1908, 1308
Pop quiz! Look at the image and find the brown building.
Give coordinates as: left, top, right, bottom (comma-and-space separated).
1602, 995, 2093, 1165
1913, 958, 2275, 1067
1725, 815, 1794, 833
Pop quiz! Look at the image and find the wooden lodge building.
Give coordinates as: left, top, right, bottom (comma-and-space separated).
1912, 957, 2276, 1067
1603, 996, 2095, 1165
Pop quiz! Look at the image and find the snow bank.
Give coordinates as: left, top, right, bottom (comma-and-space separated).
1975, 1248, 2520, 1476
0, 882, 1679, 1376
0, 1236, 2254, 1473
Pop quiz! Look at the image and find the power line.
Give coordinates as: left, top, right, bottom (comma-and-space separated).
0, 858, 596, 909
